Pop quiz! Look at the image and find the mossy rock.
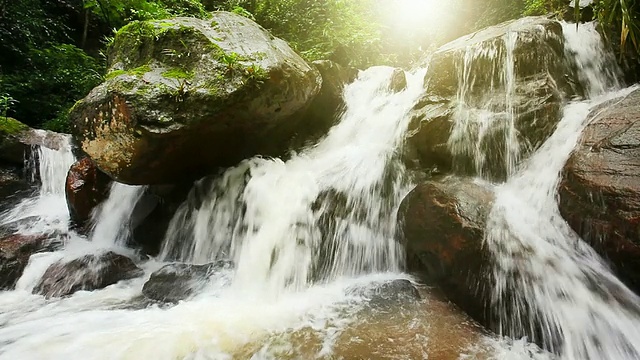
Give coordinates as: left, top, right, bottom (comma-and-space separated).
71, 12, 322, 184
0, 117, 30, 165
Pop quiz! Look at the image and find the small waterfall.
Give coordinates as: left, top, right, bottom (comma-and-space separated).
160, 67, 425, 295
483, 21, 640, 359
446, 29, 524, 180
0, 134, 75, 233
89, 182, 146, 248
561, 21, 621, 97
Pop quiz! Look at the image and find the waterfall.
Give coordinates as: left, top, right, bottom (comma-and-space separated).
160, 67, 425, 295
446, 29, 524, 180
0, 134, 75, 234
482, 22, 640, 359
89, 182, 146, 248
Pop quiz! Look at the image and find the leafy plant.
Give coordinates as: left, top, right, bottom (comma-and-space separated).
0, 93, 18, 120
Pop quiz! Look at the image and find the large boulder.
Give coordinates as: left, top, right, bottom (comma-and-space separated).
559, 89, 640, 291
404, 17, 574, 181
141, 261, 232, 303
65, 156, 112, 229
33, 251, 143, 298
70, 12, 322, 185
399, 177, 494, 321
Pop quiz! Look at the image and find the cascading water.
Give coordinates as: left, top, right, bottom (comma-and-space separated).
1, 18, 639, 360
479, 22, 640, 359
446, 29, 523, 180
160, 67, 422, 295
0, 133, 75, 234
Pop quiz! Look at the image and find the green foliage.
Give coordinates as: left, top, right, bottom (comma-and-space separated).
84, 0, 208, 29
594, 0, 640, 56
0, 117, 29, 135
1, 44, 103, 129
0, 92, 18, 121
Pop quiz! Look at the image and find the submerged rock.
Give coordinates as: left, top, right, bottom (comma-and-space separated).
405, 17, 573, 180
70, 12, 322, 184
399, 177, 494, 322
355, 279, 421, 309
559, 89, 640, 291
33, 251, 143, 298
0, 233, 58, 290
65, 156, 112, 229
142, 260, 232, 303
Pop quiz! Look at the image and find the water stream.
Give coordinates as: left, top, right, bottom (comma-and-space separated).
0, 19, 638, 360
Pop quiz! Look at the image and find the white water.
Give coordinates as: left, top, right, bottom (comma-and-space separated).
482, 22, 640, 359
160, 67, 422, 296
447, 28, 523, 180
0, 67, 542, 359
89, 182, 146, 248
1, 20, 639, 360
0, 135, 75, 235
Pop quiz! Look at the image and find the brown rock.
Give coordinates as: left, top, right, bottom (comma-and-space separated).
404, 17, 573, 181
399, 177, 494, 321
0, 233, 51, 289
65, 157, 112, 228
559, 88, 640, 291
33, 251, 143, 298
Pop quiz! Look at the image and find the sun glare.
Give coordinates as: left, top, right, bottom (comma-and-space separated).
382, 0, 449, 37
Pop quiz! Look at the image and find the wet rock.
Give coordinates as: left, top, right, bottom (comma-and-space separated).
388, 68, 407, 93
65, 157, 112, 229
404, 17, 573, 180
70, 12, 322, 185
0, 165, 34, 213
131, 184, 192, 255
0, 233, 54, 289
398, 177, 494, 322
559, 89, 640, 291
294, 60, 357, 147
354, 279, 421, 309
33, 251, 143, 298
142, 261, 232, 303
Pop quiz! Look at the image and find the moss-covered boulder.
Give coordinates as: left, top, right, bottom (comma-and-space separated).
404, 17, 575, 181
0, 117, 31, 164
70, 12, 322, 184
0, 117, 70, 166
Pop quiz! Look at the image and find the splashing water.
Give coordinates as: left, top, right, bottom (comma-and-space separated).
0, 134, 75, 234
89, 182, 146, 248
161, 67, 424, 295
483, 21, 640, 359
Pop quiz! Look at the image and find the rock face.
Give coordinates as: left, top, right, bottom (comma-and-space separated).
405, 17, 573, 180
142, 261, 232, 303
559, 89, 640, 291
0, 233, 53, 289
0, 165, 33, 213
33, 251, 143, 298
399, 177, 494, 322
70, 12, 322, 185
65, 157, 112, 228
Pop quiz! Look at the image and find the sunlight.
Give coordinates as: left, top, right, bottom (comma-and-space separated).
385, 0, 448, 33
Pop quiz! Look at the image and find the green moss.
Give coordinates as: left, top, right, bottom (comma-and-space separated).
0, 117, 29, 135
162, 68, 194, 79
105, 70, 127, 80
130, 64, 152, 76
